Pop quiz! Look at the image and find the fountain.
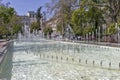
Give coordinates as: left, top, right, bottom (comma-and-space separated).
0, 39, 120, 80
17, 25, 44, 42
0, 25, 120, 80
64, 24, 75, 40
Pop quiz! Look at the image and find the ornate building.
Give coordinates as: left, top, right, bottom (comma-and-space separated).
27, 11, 37, 23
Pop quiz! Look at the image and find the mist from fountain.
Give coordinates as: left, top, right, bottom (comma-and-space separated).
17, 25, 44, 42
64, 24, 75, 40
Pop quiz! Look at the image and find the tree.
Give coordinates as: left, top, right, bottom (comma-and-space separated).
83, 26, 95, 35
0, 6, 14, 24
12, 24, 22, 35
43, 27, 53, 38
0, 4, 23, 39
103, 0, 120, 23
0, 5, 15, 38
86, 6, 105, 29
71, 8, 87, 36
30, 22, 39, 33
9, 15, 23, 35
0, 26, 10, 35
46, 0, 77, 35
106, 23, 117, 35
72, 0, 105, 39
105, 23, 118, 42
36, 7, 42, 30
80, 0, 120, 23
56, 22, 62, 34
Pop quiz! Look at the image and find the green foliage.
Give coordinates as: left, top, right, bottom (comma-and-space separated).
12, 24, 22, 35
106, 23, 117, 35
30, 22, 39, 33
72, 8, 86, 26
0, 2, 23, 39
0, 6, 14, 24
36, 7, 42, 30
10, 15, 23, 35
86, 6, 105, 29
0, 26, 10, 39
46, 0, 77, 35
0, 26, 10, 35
71, 8, 87, 36
43, 27, 53, 37
71, 0, 105, 36
56, 22, 62, 34
72, 25, 82, 36
83, 26, 94, 35
0, 5, 23, 39
118, 21, 120, 27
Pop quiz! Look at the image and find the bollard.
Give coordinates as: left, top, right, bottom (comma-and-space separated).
109, 62, 111, 68
61, 47, 63, 54
52, 55, 53, 59
73, 45, 75, 54
36, 54, 38, 56
59, 44, 61, 54
26, 50, 28, 54
85, 59, 87, 64
79, 59, 81, 63
67, 45, 69, 53
56, 56, 58, 60
61, 56, 63, 60
40, 54, 41, 58
93, 60, 95, 66
47, 55, 49, 58
78, 46, 80, 53
44, 54, 46, 58
43, 54, 45, 58
66, 57, 68, 61
100, 61, 102, 67
119, 63, 120, 69
72, 58, 74, 62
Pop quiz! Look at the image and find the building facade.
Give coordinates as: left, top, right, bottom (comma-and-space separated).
27, 11, 37, 23
19, 11, 43, 36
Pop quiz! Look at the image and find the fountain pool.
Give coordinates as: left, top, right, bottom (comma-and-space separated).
0, 39, 120, 80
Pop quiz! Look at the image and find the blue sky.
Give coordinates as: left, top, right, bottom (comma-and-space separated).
2, 0, 51, 15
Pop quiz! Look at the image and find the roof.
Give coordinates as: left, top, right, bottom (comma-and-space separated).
28, 11, 36, 14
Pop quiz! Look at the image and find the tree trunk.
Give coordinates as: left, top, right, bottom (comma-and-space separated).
0, 35, 2, 39
112, 15, 117, 23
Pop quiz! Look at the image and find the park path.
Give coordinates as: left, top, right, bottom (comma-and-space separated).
0, 41, 7, 48
0, 40, 10, 63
